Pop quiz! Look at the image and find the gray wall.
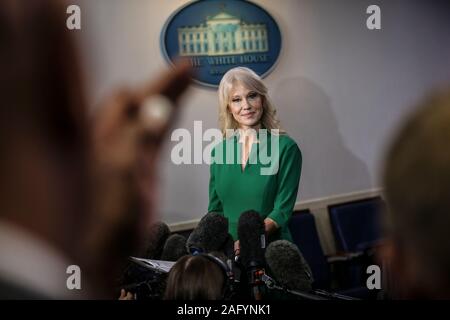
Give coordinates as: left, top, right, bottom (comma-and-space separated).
77, 0, 450, 224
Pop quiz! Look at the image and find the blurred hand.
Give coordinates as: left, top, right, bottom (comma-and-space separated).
84, 62, 192, 294
264, 218, 278, 235
93, 60, 192, 171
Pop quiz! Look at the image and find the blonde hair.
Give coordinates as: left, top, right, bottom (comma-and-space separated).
218, 67, 285, 137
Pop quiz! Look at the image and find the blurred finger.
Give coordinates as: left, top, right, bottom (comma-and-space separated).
136, 59, 192, 105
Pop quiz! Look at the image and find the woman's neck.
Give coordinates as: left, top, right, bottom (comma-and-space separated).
238, 125, 261, 144
239, 123, 261, 134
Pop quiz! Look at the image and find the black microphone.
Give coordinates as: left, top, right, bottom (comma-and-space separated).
264, 241, 359, 300
143, 222, 170, 259
219, 233, 238, 292
265, 240, 313, 292
160, 234, 188, 261
237, 210, 266, 300
221, 233, 236, 271
186, 212, 229, 254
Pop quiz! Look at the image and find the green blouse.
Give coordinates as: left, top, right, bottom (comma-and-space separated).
208, 131, 302, 242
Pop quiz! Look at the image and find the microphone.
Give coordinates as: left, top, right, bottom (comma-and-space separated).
143, 222, 170, 259
264, 241, 360, 300
237, 210, 266, 300
265, 240, 313, 292
221, 234, 235, 260
221, 234, 236, 271
186, 212, 229, 254
219, 234, 238, 292
160, 234, 188, 261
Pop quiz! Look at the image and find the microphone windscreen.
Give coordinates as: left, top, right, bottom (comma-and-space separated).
238, 210, 266, 269
161, 234, 188, 261
221, 234, 235, 261
143, 222, 170, 259
186, 212, 229, 253
265, 240, 313, 292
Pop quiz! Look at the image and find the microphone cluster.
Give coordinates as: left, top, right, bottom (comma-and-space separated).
121, 213, 357, 300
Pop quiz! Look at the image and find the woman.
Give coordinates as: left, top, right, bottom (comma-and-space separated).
208, 67, 302, 252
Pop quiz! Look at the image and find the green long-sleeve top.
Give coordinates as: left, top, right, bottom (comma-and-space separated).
208, 131, 302, 242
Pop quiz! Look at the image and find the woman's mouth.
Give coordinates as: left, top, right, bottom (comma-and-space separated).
241, 112, 255, 118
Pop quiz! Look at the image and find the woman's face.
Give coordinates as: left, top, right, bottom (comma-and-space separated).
228, 82, 263, 130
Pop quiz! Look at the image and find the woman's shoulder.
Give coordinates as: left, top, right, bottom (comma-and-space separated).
278, 134, 302, 164
278, 134, 300, 150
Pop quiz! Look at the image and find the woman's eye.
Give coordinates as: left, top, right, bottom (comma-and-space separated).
248, 93, 257, 99
232, 98, 241, 103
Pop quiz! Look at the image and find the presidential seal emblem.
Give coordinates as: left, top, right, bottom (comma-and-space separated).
161, 0, 282, 88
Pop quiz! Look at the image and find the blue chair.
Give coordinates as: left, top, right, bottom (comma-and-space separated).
328, 197, 384, 290
328, 197, 384, 253
289, 209, 378, 299
289, 210, 331, 289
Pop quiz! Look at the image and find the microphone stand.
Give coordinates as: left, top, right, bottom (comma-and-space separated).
261, 274, 328, 300
261, 274, 361, 300
312, 289, 360, 300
